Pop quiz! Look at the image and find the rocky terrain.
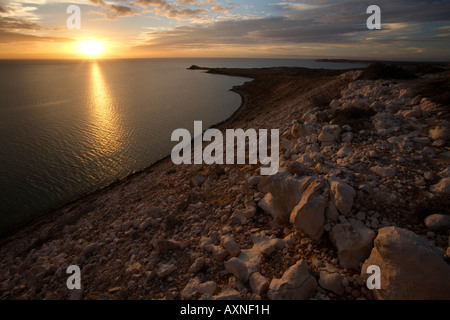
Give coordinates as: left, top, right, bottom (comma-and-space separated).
0, 65, 449, 300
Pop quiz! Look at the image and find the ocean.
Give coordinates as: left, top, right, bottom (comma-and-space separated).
0, 58, 363, 235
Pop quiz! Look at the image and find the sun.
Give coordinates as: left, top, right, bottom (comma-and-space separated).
79, 39, 103, 57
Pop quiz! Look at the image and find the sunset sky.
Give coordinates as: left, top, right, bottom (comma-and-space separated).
0, 0, 449, 60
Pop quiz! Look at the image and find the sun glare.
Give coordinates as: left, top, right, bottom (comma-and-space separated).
79, 39, 103, 57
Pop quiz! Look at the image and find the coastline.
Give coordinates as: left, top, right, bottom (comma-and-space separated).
1, 64, 449, 300
0, 70, 254, 242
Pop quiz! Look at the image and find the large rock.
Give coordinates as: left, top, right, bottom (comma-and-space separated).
290, 178, 327, 241
328, 176, 356, 216
330, 219, 375, 270
258, 170, 313, 223
267, 260, 317, 300
362, 227, 450, 300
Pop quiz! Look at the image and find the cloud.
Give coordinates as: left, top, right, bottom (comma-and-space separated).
133, 0, 450, 58
88, 0, 140, 19
0, 17, 42, 30
0, 3, 72, 44
0, 29, 72, 43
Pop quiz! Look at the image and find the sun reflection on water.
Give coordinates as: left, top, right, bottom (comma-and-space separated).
88, 62, 124, 162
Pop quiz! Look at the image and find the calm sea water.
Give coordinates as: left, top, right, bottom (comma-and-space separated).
0, 58, 363, 235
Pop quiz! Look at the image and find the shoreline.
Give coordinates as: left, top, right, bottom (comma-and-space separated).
0, 70, 255, 243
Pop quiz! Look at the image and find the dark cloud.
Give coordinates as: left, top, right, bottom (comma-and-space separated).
135, 0, 450, 52
276, 0, 450, 24
0, 2, 8, 14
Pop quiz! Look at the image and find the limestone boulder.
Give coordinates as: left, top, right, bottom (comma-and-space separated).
362, 227, 450, 300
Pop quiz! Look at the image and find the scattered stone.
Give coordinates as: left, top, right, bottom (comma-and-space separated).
429, 123, 450, 141
424, 214, 450, 231
318, 271, 345, 296
337, 147, 352, 158
247, 176, 262, 186
211, 246, 228, 262
430, 178, 450, 194
438, 167, 450, 178
249, 272, 270, 295
188, 257, 205, 274
370, 165, 397, 178
82, 243, 100, 257
157, 264, 177, 278
125, 261, 142, 274
319, 125, 341, 143
192, 175, 205, 187
329, 176, 356, 216
214, 287, 242, 300
157, 240, 181, 251
221, 235, 241, 257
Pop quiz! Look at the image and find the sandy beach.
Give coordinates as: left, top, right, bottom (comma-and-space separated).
0, 63, 449, 300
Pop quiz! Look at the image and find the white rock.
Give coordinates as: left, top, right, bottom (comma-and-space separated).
362, 227, 450, 300
249, 272, 270, 295
290, 179, 327, 241
330, 220, 375, 270
258, 171, 313, 223
329, 176, 356, 216
267, 260, 317, 300
188, 257, 205, 274
222, 235, 241, 257
181, 278, 201, 299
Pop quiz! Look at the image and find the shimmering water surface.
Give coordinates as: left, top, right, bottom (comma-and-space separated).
0, 58, 363, 234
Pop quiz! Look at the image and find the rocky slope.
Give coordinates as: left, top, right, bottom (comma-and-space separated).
0, 67, 449, 300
